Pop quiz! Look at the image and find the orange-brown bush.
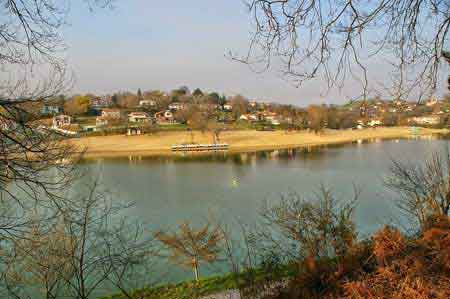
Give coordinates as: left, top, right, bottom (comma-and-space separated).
264, 218, 450, 299
373, 226, 407, 267
342, 217, 450, 299
266, 241, 374, 299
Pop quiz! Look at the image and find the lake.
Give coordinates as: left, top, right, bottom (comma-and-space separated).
75, 136, 446, 282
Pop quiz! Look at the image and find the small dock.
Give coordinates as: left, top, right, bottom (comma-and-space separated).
171, 143, 229, 152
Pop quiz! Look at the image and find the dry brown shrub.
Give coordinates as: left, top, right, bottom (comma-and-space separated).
343, 281, 376, 299
373, 226, 407, 267
342, 220, 450, 299
393, 277, 447, 299
419, 217, 450, 271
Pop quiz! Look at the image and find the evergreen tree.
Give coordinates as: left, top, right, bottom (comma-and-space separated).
192, 88, 203, 97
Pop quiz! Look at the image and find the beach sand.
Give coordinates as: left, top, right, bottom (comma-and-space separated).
70, 127, 448, 158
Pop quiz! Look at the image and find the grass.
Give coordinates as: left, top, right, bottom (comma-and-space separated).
101, 264, 297, 299
157, 123, 189, 131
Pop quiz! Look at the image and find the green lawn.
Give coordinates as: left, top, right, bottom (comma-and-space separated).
102, 264, 296, 299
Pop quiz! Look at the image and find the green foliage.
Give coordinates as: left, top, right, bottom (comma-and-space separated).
64, 95, 91, 116
192, 88, 203, 97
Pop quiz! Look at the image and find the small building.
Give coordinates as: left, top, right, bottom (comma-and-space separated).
263, 112, 280, 125
127, 127, 143, 136
155, 110, 175, 123
52, 115, 72, 128
239, 114, 258, 122
41, 105, 63, 115
82, 125, 97, 132
91, 96, 112, 109
139, 100, 156, 107
222, 104, 233, 112
101, 108, 121, 119
168, 102, 185, 111
165, 110, 173, 119
408, 115, 441, 126
128, 112, 150, 123
96, 116, 109, 127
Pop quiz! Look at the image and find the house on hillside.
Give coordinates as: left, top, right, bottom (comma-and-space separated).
101, 108, 121, 119
408, 115, 441, 126
249, 101, 258, 109
168, 102, 185, 111
96, 116, 109, 127
52, 115, 72, 128
222, 103, 233, 112
139, 100, 156, 107
128, 112, 151, 123
91, 96, 112, 109
155, 110, 175, 123
239, 114, 259, 122
263, 112, 281, 125
41, 105, 63, 115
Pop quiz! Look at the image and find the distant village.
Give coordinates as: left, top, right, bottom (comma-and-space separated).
10, 86, 450, 136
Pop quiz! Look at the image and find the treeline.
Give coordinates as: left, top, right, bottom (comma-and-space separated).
38, 87, 450, 134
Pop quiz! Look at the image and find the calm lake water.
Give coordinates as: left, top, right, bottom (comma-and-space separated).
72, 136, 446, 282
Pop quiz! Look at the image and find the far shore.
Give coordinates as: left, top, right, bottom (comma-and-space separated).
69, 127, 449, 159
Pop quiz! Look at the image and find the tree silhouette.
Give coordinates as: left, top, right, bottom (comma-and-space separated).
443, 51, 450, 92
240, 0, 450, 100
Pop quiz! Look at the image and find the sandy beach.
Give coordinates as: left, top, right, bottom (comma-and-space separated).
70, 127, 448, 158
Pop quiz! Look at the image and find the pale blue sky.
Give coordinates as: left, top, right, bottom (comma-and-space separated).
63, 1, 448, 105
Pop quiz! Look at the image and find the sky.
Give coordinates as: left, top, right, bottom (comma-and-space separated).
63, 0, 449, 105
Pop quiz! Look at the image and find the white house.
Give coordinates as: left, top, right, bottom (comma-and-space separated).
139, 100, 156, 107
264, 113, 281, 125
223, 104, 233, 112
408, 115, 441, 125
41, 105, 63, 115
101, 108, 121, 119
128, 112, 150, 123
96, 116, 109, 127
168, 102, 185, 111
155, 110, 175, 123
239, 114, 258, 122
164, 110, 173, 119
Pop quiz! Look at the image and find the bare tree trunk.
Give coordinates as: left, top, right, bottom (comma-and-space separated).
193, 259, 199, 281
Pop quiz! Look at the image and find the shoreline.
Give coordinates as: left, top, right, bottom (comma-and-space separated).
70, 127, 449, 159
